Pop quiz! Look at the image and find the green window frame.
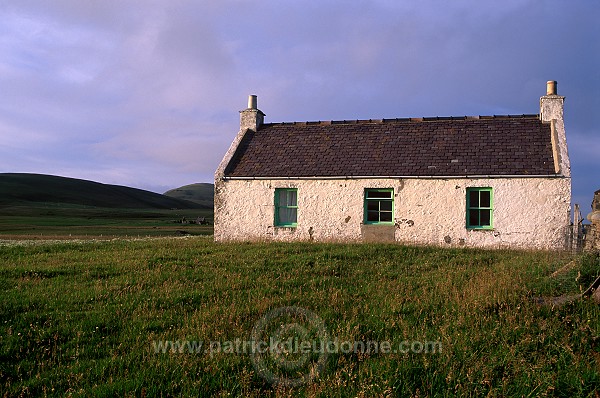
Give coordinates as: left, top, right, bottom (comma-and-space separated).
466, 187, 493, 229
275, 188, 298, 227
364, 188, 394, 225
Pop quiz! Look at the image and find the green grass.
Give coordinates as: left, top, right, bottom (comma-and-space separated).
0, 205, 213, 239
1, 239, 599, 397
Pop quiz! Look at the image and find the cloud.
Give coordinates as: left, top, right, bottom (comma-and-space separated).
0, 0, 597, 206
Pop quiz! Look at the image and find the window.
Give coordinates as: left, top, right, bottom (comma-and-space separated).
364, 188, 394, 224
275, 188, 298, 227
466, 187, 493, 229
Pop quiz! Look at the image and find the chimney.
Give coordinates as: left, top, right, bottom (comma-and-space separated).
540, 80, 563, 122
240, 94, 265, 132
540, 80, 570, 177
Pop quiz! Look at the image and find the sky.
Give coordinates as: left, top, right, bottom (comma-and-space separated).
0, 0, 598, 211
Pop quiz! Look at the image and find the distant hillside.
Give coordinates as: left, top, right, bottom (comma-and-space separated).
164, 183, 214, 208
0, 173, 205, 209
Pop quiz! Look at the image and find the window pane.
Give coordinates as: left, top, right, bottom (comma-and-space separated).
367, 191, 392, 199
380, 200, 392, 211
279, 191, 287, 206
469, 209, 479, 226
480, 209, 491, 226
278, 191, 290, 207
367, 201, 379, 211
287, 190, 297, 206
480, 191, 491, 208
279, 207, 297, 224
277, 190, 297, 207
380, 211, 393, 222
468, 190, 479, 207
367, 211, 379, 222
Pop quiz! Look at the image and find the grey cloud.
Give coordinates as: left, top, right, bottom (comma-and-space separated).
0, 0, 597, 207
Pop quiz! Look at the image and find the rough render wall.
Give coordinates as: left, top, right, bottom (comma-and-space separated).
214, 177, 571, 250
587, 192, 600, 250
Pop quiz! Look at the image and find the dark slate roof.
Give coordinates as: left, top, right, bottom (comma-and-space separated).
224, 115, 556, 177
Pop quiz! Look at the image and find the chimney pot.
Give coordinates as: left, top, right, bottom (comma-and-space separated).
546, 80, 557, 96
248, 95, 257, 109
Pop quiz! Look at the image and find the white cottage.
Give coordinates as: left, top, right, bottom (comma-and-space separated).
215, 81, 571, 250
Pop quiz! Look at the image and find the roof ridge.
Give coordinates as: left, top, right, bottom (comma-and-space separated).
262, 114, 540, 127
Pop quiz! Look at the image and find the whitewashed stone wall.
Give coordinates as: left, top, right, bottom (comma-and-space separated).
214, 177, 571, 250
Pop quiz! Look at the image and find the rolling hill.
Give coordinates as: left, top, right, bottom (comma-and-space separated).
0, 173, 206, 209
164, 183, 214, 208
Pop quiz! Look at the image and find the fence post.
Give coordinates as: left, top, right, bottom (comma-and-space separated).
573, 204, 582, 252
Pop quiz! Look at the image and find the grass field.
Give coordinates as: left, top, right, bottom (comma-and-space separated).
0, 205, 213, 239
1, 237, 599, 397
